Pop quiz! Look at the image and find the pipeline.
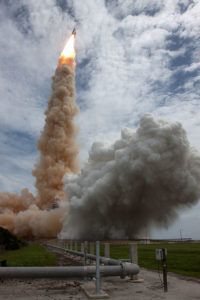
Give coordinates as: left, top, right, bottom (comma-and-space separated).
0, 264, 139, 279
44, 243, 124, 265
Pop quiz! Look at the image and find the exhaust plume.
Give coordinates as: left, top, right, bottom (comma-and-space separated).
32, 46, 79, 209
0, 33, 79, 237
60, 114, 200, 240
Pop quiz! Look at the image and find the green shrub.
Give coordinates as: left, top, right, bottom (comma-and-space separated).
0, 227, 26, 250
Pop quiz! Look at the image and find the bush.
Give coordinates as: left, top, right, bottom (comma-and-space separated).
0, 227, 26, 250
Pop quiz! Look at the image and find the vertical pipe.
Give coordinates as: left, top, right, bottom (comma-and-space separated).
162, 248, 168, 292
129, 243, 134, 280
83, 241, 88, 282
129, 243, 138, 280
84, 241, 88, 266
95, 241, 101, 295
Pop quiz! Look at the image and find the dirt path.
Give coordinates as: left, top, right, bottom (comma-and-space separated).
43, 243, 82, 266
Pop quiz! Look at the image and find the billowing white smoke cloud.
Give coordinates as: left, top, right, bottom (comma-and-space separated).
60, 114, 200, 240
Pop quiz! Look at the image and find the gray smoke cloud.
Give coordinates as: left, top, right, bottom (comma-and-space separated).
60, 114, 200, 240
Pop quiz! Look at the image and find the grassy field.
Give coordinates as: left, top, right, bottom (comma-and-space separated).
71, 242, 200, 278
107, 243, 200, 279
1, 241, 199, 279
0, 243, 56, 266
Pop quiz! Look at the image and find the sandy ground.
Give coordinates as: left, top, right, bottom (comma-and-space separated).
0, 246, 199, 299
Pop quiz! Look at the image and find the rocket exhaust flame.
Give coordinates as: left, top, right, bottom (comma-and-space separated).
60, 34, 75, 60
0, 31, 79, 237
59, 33, 76, 69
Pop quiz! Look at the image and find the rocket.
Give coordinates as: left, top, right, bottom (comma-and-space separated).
72, 28, 76, 36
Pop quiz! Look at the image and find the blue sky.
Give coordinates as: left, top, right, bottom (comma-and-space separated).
0, 0, 200, 239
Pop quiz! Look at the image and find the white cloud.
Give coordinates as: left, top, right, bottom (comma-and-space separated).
0, 0, 200, 238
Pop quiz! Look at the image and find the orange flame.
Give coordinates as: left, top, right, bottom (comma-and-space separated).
60, 34, 75, 59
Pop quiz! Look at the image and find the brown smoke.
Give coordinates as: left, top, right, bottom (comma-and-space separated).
32, 56, 79, 209
0, 189, 35, 213
0, 44, 79, 237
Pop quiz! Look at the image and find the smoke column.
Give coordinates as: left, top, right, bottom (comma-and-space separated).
60, 114, 200, 240
32, 50, 79, 209
0, 34, 79, 237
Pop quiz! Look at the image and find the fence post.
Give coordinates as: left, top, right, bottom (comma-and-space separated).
81, 243, 84, 252
75, 242, 78, 251
129, 243, 138, 280
104, 243, 110, 258
94, 241, 102, 295
84, 241, 88, 266
90, 242, 94, 255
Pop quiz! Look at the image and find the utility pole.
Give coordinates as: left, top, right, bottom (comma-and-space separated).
162, 248, 168, 292
180, 229, 183, 241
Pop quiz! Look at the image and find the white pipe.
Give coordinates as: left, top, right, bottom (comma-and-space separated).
0, 264, 139, 279
44, 243, 122, 265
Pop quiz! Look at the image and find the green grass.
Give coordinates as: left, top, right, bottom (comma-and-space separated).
57, 242, 200, 279
0, 244, 56, 266
108, 243, 200, 279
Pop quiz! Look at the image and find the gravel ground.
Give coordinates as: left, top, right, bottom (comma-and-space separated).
0, 268, 200, 299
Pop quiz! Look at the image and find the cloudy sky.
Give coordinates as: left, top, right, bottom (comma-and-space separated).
0, 0, 200, 239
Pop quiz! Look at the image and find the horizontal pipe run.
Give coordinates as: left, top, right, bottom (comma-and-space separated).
0, 264, 139, 279
44, 243, 122, 265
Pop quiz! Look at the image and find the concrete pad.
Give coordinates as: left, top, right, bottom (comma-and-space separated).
81, 281, 109, 299
127, 278, 144, 283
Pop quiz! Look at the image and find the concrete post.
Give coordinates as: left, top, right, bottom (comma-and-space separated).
74, 242, 78, 251
104, 243, 110, 258
89, 243, 94, 255
81, 243, 84, 253
84, 241, 88, 266
129, 243, 138, 280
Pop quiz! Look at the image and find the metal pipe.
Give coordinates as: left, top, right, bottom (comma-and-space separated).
84, 241, 88, 266
129, 243, 134, 280
95, 241, 101, 295
44, 243, 121, 266
0, 264, 139, 279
